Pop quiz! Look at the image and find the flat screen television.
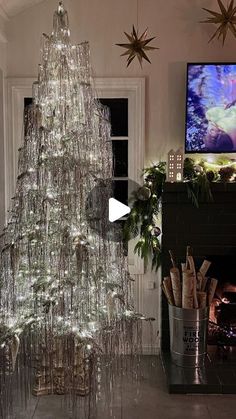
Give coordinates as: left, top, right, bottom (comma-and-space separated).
185, 63, 236, 153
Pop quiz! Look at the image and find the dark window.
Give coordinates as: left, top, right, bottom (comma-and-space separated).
24, 97, 33, 108
99, 98, 128, 137
115, 219, 128, 255
112, 140, 128, 177
112, 180, 128, 206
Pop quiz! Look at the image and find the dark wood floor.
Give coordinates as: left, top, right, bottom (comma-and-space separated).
162, 345, 236, 394
8, 355, 236, 419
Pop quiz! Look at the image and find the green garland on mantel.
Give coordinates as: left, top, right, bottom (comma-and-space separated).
123, 156, 236, 272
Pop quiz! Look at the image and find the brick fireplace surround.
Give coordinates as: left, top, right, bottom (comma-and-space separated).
161, 182, 236, 394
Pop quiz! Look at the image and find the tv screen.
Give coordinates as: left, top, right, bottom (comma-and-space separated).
185, 63, 236, 153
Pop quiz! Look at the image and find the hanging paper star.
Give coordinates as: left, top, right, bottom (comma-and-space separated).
116, 25, 158, 67
201, 0, 236, 45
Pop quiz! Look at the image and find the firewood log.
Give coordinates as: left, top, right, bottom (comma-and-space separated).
197, 291, 207, 308
168, 249, 177, 268
163, 276, 175, 305
170, 267, 182, 307
182, 269, 194, 309
199, 260, 211, 278
186, 245, 191, 269
187, 256, 198, 309
201, 277, 208, 292
197, 272, 203, 291
161, 284, 171, 305
181, 263, 186, 273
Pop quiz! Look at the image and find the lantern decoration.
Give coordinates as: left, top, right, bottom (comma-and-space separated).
167, 148, 184, 182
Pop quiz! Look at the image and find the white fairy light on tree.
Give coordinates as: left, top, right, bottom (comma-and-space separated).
0, 3, 145, 417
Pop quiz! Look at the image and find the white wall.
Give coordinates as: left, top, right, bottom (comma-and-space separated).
0, 9, 7, 228
4, 0, 236, 350
0, 65, 6, 229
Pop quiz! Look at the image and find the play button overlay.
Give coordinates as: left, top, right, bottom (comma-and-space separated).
109, 198, 131, 222
86, 178, 141, 242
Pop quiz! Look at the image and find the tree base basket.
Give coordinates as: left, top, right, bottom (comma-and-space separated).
32, 335, 93, 397
0, 336, 20, 375
0, 345, 13, 376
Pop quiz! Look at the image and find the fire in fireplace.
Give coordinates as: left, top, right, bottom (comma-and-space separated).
206, 256, 236, 347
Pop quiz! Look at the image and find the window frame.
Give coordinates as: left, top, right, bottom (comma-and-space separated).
5, 77, 145, 274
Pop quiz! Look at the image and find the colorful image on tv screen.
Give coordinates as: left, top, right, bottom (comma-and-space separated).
186, 64, 236, 153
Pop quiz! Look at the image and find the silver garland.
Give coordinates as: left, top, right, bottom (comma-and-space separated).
0, 3, 148, 418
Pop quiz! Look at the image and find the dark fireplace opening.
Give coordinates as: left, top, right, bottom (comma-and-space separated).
206, 255, 236, 347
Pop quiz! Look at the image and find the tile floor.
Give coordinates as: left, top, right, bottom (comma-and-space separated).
11, 356, 236, 419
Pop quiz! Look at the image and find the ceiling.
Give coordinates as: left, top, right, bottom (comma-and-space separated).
0, 0, 45, 18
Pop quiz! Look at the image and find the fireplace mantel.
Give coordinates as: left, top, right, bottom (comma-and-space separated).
163, 181, 236, 199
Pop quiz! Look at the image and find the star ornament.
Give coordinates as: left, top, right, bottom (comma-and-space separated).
201, 0, 236, 45
116, 25, 158, 67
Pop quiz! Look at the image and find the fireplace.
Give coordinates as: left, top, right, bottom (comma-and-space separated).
207, 256, 236, 347
161, 182, 236, 393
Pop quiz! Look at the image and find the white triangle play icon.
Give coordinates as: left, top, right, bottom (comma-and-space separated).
109, 198, 131, 222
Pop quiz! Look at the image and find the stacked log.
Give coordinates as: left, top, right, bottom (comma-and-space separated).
162, 248, 218, 309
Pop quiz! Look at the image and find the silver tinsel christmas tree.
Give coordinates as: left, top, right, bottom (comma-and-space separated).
0, 3, 144, 418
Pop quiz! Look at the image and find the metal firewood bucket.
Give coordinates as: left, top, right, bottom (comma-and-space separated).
168, 305, 209, 368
